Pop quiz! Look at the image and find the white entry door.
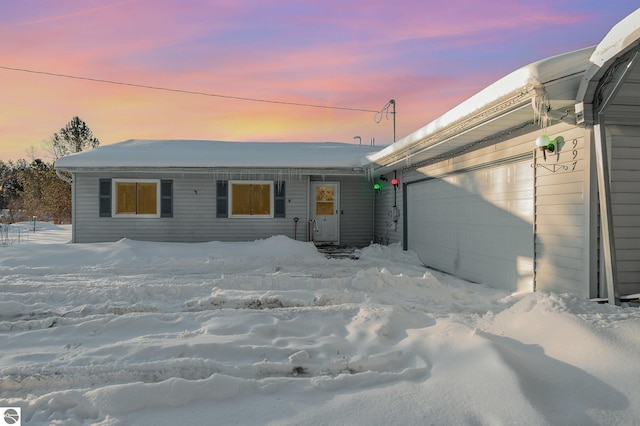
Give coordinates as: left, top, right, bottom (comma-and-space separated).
310, 182, 340, 244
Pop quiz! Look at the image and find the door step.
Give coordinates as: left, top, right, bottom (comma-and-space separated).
315, 244, 359, 260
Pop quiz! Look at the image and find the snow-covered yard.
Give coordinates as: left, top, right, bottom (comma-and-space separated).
1, 223, 639, 425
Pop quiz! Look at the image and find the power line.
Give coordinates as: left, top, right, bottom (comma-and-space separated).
0, 65, 379, 113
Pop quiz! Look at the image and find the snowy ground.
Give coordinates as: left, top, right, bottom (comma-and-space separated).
1, 223, 639, 425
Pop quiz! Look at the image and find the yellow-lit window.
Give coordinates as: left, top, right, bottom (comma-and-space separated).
230, 181, 273, 217
114, 180, 159, 217
315, 186, 335, 215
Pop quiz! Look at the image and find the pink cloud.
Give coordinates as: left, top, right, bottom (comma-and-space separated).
0, 0, 633, 161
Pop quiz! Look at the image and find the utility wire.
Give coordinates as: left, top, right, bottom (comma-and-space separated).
0, 65, 379, 113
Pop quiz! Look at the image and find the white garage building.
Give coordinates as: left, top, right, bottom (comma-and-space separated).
367, 9, 640, 304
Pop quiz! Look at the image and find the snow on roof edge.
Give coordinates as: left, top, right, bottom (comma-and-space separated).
55, 140, 386, 170
366, 46, 594, 166
591, 8, 640, 67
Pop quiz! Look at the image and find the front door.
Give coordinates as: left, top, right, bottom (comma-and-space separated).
310, 182, 339, 244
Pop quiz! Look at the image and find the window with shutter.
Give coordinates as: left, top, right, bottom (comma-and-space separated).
112, 179, 161, 218
229, 181, 273, 217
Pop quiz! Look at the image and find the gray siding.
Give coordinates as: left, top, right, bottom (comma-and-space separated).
534, 124, 594, 297
72, 172, 373, 246
340, 176, 375, 247
73, 172, 311, 243
310, 176, 375, 247
609, 125, 640, 296
373, 174, 404, 245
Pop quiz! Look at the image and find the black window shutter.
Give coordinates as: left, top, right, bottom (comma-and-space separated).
99, 178, 112, 217
216, 180, 228, 218
161, 180, 173, 217
274, 182, 285, 218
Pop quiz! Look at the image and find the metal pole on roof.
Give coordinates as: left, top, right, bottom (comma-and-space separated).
374, 99, 396, 143
390, 99, 396, 143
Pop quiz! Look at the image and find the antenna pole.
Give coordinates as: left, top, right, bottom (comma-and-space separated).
389, 99, 396, 142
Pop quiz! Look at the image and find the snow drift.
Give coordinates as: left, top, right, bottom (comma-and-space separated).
0, 224, 638, 425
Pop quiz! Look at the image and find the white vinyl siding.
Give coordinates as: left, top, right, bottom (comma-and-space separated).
407, 158, 534, 292
534, 124, 594, 297
394, 130, 538, 292
384, 123, 593, 295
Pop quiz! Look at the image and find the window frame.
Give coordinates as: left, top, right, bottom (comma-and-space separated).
228, 180, 274, 218
112, 178, 161, 218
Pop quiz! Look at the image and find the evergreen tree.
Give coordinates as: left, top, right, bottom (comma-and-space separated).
49, 116, 100, 159
0, 160, 27, 221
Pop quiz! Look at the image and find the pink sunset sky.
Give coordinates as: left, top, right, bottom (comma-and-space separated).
1, 1, 637, 161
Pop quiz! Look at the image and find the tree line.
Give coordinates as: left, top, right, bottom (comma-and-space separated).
0, 116, 100, 224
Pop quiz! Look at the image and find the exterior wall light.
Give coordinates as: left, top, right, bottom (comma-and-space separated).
536, 135, 564, 160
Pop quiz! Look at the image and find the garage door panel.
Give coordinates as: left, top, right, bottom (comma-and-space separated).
407, 160, 534, 292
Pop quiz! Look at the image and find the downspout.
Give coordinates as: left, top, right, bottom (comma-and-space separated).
402, 182, 408, 251
592, 50, 639, 305
71, 173, 76, 243
372, 185, 376, 244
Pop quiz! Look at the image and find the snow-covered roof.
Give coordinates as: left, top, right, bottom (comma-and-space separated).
590, 8, 640, 67
367, 9, 640, 171
366, 46, 594, 169
575, 9, 640, 125
55, 139, 384, 171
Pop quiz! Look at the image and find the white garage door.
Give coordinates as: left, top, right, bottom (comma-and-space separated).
407, 159, 534, 292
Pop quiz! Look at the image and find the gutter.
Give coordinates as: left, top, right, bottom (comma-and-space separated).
56, 169, 73, 184
366, 48, 592, 175
368, 90, 533, 172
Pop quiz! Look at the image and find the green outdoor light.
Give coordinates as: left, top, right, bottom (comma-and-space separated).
536, 135, 564, 160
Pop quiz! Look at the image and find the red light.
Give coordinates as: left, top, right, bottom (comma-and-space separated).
391, 178, 399, 187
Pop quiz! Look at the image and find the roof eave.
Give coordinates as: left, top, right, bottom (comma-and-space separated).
368, 83, 586, 175
55, 166, 368, 176
367, 90, 534, 173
